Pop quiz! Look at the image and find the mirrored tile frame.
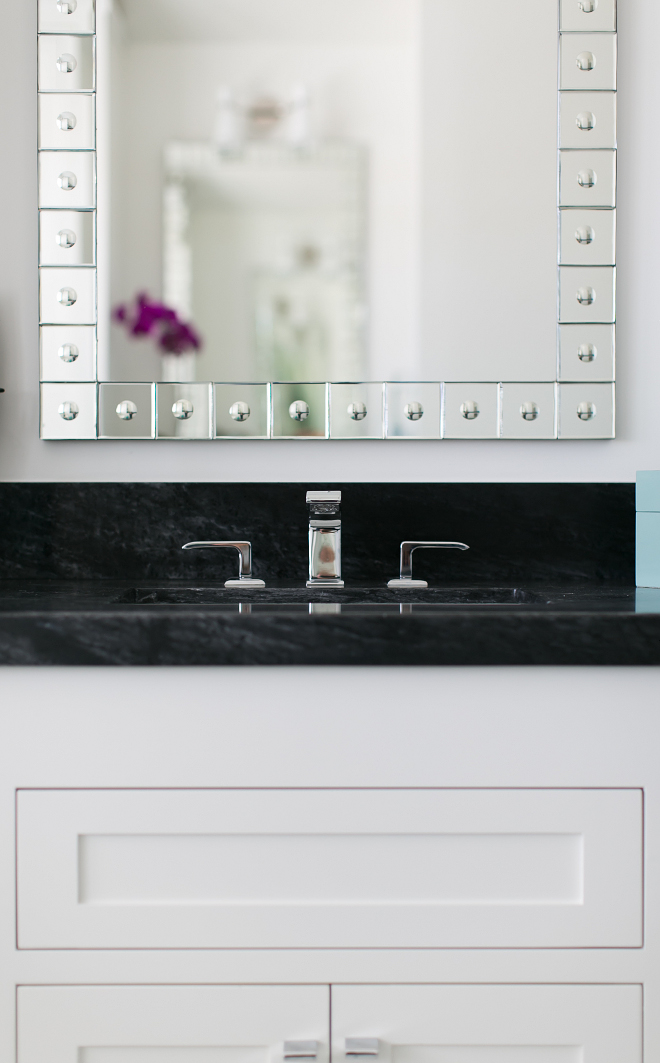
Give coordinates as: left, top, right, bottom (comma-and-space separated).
37, 0, 615, 440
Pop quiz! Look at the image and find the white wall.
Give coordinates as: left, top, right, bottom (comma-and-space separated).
1, 0, 658, 482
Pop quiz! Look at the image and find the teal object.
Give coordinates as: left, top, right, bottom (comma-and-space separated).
636, 473, 660, 587
636, 471, 660, 514
636, 511, 660, 588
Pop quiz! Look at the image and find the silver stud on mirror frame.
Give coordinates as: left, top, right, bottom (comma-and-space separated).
56, 53, 77, 74
229, 401, 250, 422
577, 169, 597, 188
404, 402, 424, 421
289, 400, 309, 422
57, 0, 78, 12
460, 401, 480, 420
578, 0, 598, 11
520, 401, 540, 421
56, 229, 76, 249
576, 111, 596, 131
56, 111, 77, 131
57, 171, 77, 190
577, 401, 596, 420
576, 51, 596, 71
578, 342, 597, 362
58, 400, 79, 420
575, 226, 595, 245
58, 343, 79, 362
116, 400, 138, 421
172, 399, 194, 420
57, 287, 77, 307
576, 286, 596, 305
348, 401, 367, 421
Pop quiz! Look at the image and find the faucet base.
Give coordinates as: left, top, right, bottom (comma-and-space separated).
306, 578, 344, 588
225, 578, 266, 588
387, 578, 429, 588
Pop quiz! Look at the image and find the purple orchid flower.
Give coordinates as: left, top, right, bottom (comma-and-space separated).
113, 293, 202, 355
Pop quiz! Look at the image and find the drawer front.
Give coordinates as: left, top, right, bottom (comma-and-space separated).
17, 787, 642, 949
18, 986, 330, 1063
332, 984, 641, 1063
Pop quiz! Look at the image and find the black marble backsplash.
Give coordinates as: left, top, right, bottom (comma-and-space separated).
0, 483, 634, 584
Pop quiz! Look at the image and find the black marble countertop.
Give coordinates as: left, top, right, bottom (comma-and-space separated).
1, 580, 659, 666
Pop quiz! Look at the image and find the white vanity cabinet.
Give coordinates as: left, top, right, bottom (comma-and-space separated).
0, 666, 657, 1063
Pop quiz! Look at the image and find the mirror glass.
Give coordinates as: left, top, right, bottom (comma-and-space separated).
99, 0, 559, 385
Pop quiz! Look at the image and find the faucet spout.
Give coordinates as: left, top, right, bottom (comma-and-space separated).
306, 491, 344, 588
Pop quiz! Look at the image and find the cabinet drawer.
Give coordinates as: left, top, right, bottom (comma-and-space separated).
18, 986, 330, 1063
332, 984, 641, 1063
17, 788, 642, 949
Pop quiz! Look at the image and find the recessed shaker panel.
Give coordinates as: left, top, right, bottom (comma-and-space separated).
17, 788, 642, 948
332, 984, 641, 1063
18, 985, 330, 1063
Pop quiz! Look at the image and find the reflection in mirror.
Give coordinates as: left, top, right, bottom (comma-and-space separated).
102, 0, 418, 384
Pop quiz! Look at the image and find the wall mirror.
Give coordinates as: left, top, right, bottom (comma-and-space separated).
37, 0, 617, 440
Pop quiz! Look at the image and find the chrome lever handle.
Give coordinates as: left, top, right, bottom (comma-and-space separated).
181, 540, 266, 587
284, 1043, 319, 1060
387, 540, 469, 588
345, 1040, 379, 1057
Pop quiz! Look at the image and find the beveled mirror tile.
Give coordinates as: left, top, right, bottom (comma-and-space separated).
99, 383, 155, 439
38, 36, 95, 93
40, 382, 97, 439
559, 33, 616, 92
559, 265, 615, 323
443, 383, 499, 439
271, 383, 327, 438
559, 208, 615, 266
385, 383, 440, 439
38, 151, 96, 209
156, 383, 212, 439
38, 0, 95, 34
500, 383, 557, 439
560, 0, 616, 32
330, 383, 384, 439
559, 92, 616, 150
214, 384, 270, 438
558, 323, 615, 382
38, 93, 95, 150
559, 150, 616, 208
558, 382, 615, 438
39, 210, 95, 266
40, 324, 96, 381
39, 267, 96, 325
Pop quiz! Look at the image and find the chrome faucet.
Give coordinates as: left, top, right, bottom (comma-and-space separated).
306, 491, 344, 588
387, 540, 470, 588
181, 540, 265, 587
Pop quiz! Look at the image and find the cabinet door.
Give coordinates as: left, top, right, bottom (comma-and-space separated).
332, 985, 641, 1063
18, 985, 330, 1063
17, 788, 642, 949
